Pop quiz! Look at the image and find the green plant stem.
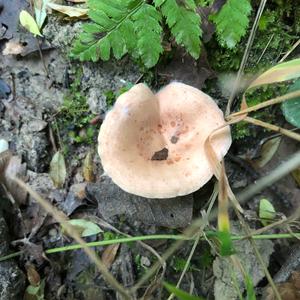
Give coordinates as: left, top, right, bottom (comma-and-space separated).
2, 232, 300, 262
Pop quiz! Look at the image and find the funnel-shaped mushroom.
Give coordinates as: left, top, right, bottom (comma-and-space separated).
98, 82, 231, 198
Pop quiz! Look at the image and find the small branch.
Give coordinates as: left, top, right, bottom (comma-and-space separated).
227, 90, 300, 119
244, 116, 300, 142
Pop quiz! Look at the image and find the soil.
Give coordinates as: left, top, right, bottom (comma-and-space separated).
0, 2, 299, 300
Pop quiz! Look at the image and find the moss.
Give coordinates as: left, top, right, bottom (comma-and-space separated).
208, 1, 297, 73
104, 83, 134, 107
55, 66, 97, 148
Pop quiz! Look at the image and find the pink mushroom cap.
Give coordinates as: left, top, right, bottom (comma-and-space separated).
98, 82, 231, 198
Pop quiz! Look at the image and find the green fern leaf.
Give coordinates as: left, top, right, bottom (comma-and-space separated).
71, 0, 163, 68
155, 0, 202, 59
132, 4, 163, 67
210, 0, 252, 49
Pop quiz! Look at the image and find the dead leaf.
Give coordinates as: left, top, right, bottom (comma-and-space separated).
2, 40, 25, 55
26, 264, 41, 287
265, 271, 300, 300
291, 168, 300, 187
83, 151, 94, 182
101, 243, 120, 269
34, 0, 48, 29
253, 137, 282, 168
63, 219, 102, 237
47, 3, 88, 18
49, 151, 66, 188
3, 156, 28, 205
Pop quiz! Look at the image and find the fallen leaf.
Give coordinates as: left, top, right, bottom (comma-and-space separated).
253, 137, 282, 168
291, 168, 300, 187
4, 156, 28, 205
83, 151, 95, 182
49, 151, 66, 188
34, 0, 49, 29
24, 279, 45, 300
265, 271, 300, 300
101, 243, 120, 269
2, 40, 25, 55
47, 3, 88, 18
259, 198, 276, 226
63, 219, 102, 237
26, 264, 41, 287
19, 10, 42, 36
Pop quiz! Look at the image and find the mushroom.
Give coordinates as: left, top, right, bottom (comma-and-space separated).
98, 82, 231, 198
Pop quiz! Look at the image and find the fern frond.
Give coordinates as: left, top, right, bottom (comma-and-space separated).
210, 0, 252, 49
71, 0, 163, 67
154, 0, 202, 59
132, 4, 163, 67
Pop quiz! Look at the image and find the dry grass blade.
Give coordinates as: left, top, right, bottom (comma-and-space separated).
204, 119, 245, 212
12, 177, 131, 300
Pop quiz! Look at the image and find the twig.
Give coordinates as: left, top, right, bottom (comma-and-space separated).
278, 39, 300, 63
225, 0, 267, 116
257, 34, 274, 65
227, 90, 300, 119
36, 38, 49, 77
244, 117, 300, 142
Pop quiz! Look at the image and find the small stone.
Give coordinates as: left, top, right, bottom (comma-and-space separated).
27, 120, 48, 132
49, 228, 57, 237
140, 256, 151, 267
0, 139, 9, 153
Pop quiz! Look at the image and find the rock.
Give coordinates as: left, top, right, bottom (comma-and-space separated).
27, 120, 48, 133
213, 222, 274, 300
0, 139, 9, 153
17, 124, 49, 172
81, 60, 141, 113
27, 171, 55, 198
86, 177, 194, 228
0, 79, 11, 99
